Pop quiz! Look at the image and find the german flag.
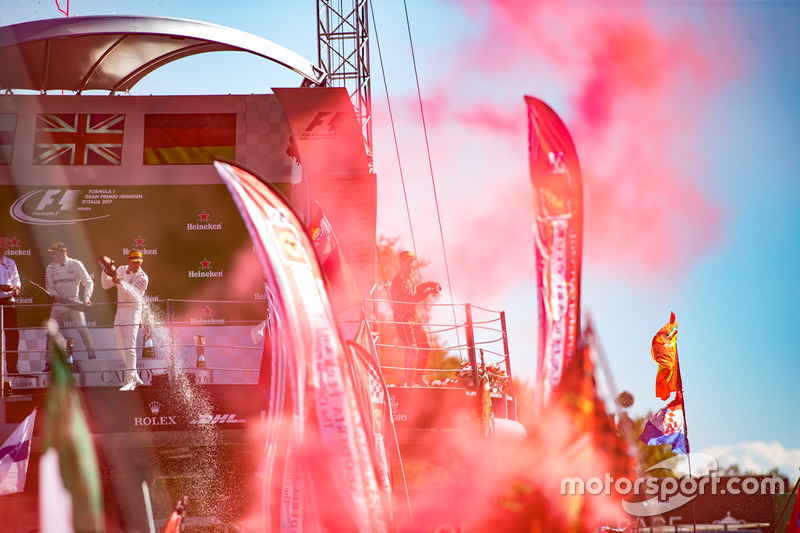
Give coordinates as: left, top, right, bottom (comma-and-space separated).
143, 113, 235, 165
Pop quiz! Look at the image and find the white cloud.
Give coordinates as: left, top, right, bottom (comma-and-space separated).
701, 441, 800, 481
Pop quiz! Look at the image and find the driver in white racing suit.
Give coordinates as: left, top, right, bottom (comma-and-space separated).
101, 249, 149, 391
45, 241, 96, 360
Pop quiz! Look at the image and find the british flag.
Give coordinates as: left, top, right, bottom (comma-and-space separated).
33, 113, 125, 165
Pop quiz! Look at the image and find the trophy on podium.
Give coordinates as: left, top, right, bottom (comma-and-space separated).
194, 335, 207, 368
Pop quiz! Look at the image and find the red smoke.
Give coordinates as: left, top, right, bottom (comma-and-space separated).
379, 0, 743, 298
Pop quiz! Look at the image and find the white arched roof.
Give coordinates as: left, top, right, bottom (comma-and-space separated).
0, 15, 326, 93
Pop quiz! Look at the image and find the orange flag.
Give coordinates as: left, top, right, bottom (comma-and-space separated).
651, 312, 681, 400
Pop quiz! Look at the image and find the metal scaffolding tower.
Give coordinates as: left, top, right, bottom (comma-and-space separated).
317, 0, 372, 164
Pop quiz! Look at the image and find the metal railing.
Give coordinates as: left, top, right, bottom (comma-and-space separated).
363, 297, 516, 420
634, 524, 768, 532
1, 299, 268, 387
2, 296, 518, 419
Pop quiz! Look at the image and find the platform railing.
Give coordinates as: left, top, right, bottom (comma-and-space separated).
1, 299, 267, 388
362, 297, 516, 420
2, 297, 517, 418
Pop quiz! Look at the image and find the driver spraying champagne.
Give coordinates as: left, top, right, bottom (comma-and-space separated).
100, 250, 149, 391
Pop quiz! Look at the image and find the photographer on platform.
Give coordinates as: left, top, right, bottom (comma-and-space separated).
390, 250, 441, 387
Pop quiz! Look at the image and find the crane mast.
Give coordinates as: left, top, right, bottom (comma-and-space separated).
317, 0, 372, 166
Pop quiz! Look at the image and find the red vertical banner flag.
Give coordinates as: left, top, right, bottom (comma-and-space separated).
213, 160, 389, 532
272, 87, 369, 174
274, 87, 376, 305
526, 96, 584, 410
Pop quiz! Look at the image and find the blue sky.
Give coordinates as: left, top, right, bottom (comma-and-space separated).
2, 1, 798, 478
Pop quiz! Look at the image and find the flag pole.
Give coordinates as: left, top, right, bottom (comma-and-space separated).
672, 318, 697, 533
584, 315, 641, 475
775, 469, 800, 531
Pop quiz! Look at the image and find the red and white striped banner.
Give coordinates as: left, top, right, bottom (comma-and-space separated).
214, 160, 389, 532
526, 97, 584, 411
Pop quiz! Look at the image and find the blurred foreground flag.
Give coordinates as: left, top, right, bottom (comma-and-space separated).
159, 496, 187, 533
39, 320, 105, 532
307, 204, 361, 314
346, 321, 396, 521
639, 393, 688, 454
214, 159, 389, 532
554, 327, 637, 481
0, 408, 37, 495
651, 312, 681, 400
786, 480, 800, 533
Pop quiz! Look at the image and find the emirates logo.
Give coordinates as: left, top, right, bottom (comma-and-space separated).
389, 394, 406, 422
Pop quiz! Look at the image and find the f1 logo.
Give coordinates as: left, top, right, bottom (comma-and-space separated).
35, 189, 81, 211
301, 111, 347, 139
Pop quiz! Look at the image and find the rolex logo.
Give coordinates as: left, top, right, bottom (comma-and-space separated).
149, 401, 161, 415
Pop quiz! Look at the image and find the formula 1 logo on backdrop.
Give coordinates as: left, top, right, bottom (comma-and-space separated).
300, 111, 347, 139
11, 188, 109, 225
